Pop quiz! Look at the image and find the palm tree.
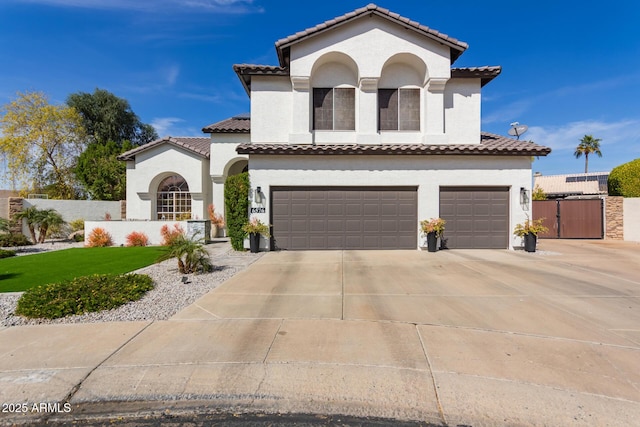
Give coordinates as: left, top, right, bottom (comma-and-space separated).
574, 135, 602, 173
0, 218, 8, 233
36, 209, 65, 243
157, 234, 212, 274
13, 206, 41, 244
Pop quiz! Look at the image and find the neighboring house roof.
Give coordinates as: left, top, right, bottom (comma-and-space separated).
202, 113, 251, 134
117, 136, 211, 161
237, 133, 551, 157
274, 4, 468, 66
534, 172, 609, 196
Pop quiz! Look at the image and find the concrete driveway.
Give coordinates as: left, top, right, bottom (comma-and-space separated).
2, 240, 639, 426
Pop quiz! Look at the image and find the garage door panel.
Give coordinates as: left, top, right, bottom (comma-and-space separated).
327, 204, 344, 216
440, 187, 509, 249
309, 220, 326, 232
327, 220, 344, 232
291, 204, 308, 216
345, 220, 362, 232
291, 220, 308, 232
272, 187, 417, 250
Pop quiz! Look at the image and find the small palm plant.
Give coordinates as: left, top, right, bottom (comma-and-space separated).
13, 206, 40, 244
157, 234, 213, 274
36, 209, 65, 243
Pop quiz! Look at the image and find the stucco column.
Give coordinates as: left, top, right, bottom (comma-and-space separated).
289, 76, 312, 144
357, 77, 380, 144
424, 77, 448, 144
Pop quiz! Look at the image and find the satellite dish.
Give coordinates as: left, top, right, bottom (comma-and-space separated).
508, 122, 528, 139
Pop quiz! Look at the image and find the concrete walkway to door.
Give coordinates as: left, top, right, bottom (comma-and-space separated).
2, 240, 639, 426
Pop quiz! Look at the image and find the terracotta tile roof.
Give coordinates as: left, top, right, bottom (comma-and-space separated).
202, 113, 251, 134
534, 172, 609, 196
452, 66, 502, 87
236, 133, 551, 156
117, 136, 210, 161
232, 65, 289, 94
275, 4, 468, 65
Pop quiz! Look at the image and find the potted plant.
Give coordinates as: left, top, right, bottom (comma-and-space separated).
513, 217, 548, 253
420, 218, 446, 252
242, 217, 270, 253
207, 204, 225, 238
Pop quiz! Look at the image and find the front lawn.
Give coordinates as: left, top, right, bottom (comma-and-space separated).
0, 246, 166, 292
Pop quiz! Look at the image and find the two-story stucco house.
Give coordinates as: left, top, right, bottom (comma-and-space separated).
119, 4, 551, 250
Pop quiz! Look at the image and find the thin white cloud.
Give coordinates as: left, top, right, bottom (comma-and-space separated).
165, 65, 180, 86
150, 117, 185, 136
14, 0, 261, 13
526, 119, 640, 151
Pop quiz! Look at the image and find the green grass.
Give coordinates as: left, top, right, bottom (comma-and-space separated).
0, 246, 166, 293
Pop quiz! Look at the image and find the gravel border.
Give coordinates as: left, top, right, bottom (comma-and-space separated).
0, 241, 263, 327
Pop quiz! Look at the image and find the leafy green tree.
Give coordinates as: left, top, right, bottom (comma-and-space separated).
0, 91, 86, 198
224, 172, 250, 251
75, 140, 133, 200
608, 158, 640, 197
66, 88, 157, 147
574, 135, 602, 173
67, 89, 157, 200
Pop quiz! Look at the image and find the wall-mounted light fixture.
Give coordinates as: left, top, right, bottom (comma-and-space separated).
255, 186, 263, 204
520, 187, 530, 208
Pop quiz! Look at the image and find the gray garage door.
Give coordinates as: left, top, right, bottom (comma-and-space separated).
439, 187, 510, 249
271, 187, 417, 250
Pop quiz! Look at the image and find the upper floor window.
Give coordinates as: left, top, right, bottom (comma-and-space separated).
378, 88, 420, 131
313, 88, 355, 130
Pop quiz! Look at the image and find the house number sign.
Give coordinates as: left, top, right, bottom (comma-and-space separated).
250, 207, 266, 213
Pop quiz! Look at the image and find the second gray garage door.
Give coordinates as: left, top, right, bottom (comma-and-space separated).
439, 187, 510, 249
271, 187, 417, 250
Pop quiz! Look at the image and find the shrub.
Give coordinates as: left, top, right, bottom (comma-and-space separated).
125, 231, 149, 247
242, 217, 270, 237
224, 172, 249, 251
160, 223, 185, 246
608, 158, 640, 197
0, 249, 16, 258
15, 274, 154, 319
157, 234, 212, 274
69, 219, 85, 232
532, 185, 547, 201
0, 233, 33, 247
207, 204, 225, 227
86, 227, 113, 247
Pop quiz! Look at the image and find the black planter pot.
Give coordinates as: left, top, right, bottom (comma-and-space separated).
524, 233, 537, 253
426, 232, 438, 252
249, 233, 260, 253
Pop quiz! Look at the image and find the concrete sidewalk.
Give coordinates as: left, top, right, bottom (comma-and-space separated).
1, 240, 639, 426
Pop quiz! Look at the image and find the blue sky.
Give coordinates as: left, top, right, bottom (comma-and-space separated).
1, 0, 639, 177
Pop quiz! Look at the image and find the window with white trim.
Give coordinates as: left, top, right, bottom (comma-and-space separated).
156, 175, 191, 220
313, 87, 355, 130
378, 88, 420, 131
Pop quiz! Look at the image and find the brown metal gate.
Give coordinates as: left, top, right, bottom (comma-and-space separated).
533, 199, 603, 239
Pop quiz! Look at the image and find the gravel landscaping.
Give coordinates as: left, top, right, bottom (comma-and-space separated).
0, 240, 263, 327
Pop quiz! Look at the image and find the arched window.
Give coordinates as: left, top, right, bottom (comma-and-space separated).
156, 175, 191, 220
